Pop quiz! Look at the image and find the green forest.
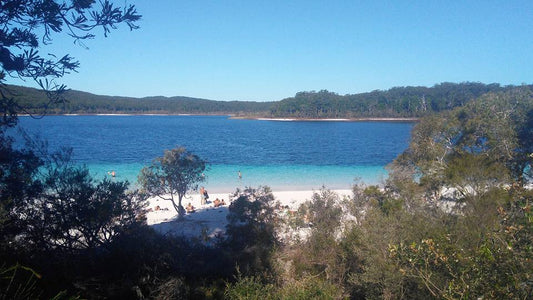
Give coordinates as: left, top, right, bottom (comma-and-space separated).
3, 85, 275, 116
270, 82, 525, 118
4, 81, 530, 119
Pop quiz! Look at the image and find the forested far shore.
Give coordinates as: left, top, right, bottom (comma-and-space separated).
4, 82, 530, 118
270, 82, 530, 118
230, 116, 420, 122
3, 84, 274, 116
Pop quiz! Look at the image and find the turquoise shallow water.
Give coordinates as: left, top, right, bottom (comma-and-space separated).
87, 163, 387, 193
14, 115, 414, 192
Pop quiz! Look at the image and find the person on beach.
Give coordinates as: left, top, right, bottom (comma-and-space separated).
238, 170, 242, 180
213, 198, 221, 207
200, 186, 206, 205
186, 203, 195, 213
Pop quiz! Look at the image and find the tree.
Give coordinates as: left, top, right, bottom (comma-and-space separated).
0, 130, 43, 251
377, 87, 533, 298
393, 86, 533, 202
0, 0, 141, 127
0, 144, 147, 254
138, 147, 207, 216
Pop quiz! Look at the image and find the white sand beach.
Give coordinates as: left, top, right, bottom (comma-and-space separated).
145, 189, 352, 239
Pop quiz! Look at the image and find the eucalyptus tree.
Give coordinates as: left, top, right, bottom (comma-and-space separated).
393, 86, 533, 201
139, 147, 207, 216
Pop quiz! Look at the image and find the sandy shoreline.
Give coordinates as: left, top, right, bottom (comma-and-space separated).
146, 189, 352, 239
229, 116, 419, 122
19, 114, 418, 122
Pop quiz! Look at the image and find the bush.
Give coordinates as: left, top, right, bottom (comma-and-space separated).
279, 276, 345, 300
224, 274, 276, 300
224, 186, 279, 276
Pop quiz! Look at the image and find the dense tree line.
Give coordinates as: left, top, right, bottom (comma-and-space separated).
3, 84, 275, 116
5, 82, 530, 118
270, 82, 529, 118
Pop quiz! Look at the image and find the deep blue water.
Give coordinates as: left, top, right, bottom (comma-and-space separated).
13, 115, 414, 192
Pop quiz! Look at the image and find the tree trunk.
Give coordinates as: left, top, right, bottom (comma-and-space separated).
170, 198, 185, 217
177, 196, 185, 217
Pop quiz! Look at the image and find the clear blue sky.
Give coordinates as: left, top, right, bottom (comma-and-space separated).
8, 0, 533, 101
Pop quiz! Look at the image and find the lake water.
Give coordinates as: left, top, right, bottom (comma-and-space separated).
13, 115, 414, 192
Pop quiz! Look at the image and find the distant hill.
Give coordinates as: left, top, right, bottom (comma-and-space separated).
4, 85, 274, 116
4, 82, 530, 118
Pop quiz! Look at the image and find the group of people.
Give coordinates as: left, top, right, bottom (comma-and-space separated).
153, 170, 246, 214
213, 198, 226, 207
185, 186, 227, 214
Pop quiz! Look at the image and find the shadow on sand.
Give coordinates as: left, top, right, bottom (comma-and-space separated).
150, 203, 231, 242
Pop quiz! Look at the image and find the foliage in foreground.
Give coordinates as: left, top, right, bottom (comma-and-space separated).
224, 273, 345, 300
1, 142, 146, 255
387, 187, 533, 299
224, 186, 279, 276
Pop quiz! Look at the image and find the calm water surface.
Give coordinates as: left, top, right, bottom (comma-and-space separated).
14, 115, 414, 192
